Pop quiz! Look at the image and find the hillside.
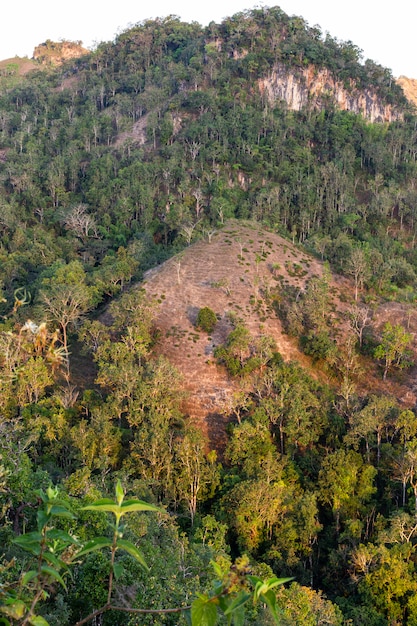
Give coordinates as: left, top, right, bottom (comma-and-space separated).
141, 221, 417, 448
3, 7, 417, 625
0, 56, 37, 75
143, 221, 314, 447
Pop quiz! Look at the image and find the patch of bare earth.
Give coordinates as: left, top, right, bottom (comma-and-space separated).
367, 301, 417, 406
0, 57, 38, 75
141, 221, 350, 449
114, 114, 149, 148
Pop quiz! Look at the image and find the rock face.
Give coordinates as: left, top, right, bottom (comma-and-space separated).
259, 63, 402, 123
33, 40, 88, 65
396, 76, 417, 109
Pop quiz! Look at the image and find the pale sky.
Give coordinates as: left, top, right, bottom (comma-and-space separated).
2, 1, 417, 78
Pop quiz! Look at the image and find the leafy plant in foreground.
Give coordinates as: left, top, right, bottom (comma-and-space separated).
0, 485, 75, 626
192, 556, 293, 625
0, 482, 292, 625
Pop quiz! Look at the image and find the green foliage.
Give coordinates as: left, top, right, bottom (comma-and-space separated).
214, 324, 274, 377
0, 486, 75, 626
0, 483, 293, 626
374, 322, 413, 379
196, 307, 218, 334
300, 330, 336, 362
191, 557, 293, 626
275, 582, 344, 625
2, 7, 417, 624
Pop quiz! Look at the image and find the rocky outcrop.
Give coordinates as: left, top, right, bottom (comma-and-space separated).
33, 40, 88, 66
259, 64, 402, 123
396, 76, 417, 109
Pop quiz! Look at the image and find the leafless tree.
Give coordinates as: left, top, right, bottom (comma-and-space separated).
62, 204, 98, 242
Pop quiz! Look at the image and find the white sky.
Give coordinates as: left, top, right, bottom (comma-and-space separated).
1, 1, 416, 78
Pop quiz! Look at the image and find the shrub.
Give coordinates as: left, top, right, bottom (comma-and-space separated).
196, 306, 218, 333
300, 331, 336, 362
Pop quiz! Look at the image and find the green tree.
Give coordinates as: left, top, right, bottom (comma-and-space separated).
318, 449, 377, 535
346, 394, 397, 464
347, 245, 370, 302
174, 426, 220, 525
374, 322, 413, 380
40, 261, 99, 362
275, 582, 344, 625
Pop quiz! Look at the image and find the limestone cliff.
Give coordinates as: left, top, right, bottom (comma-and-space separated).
396, 76, 417, 109
33, 40, 88, 66
258, 63, 402, 123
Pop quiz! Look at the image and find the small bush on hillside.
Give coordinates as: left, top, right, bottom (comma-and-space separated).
196, 306, 218, 333
300, 330, 336, 362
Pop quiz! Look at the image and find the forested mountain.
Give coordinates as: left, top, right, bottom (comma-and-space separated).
2, 7, 417, 625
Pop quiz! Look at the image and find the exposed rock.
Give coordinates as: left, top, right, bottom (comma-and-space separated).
33, 40, 89, 66
259, 63, 402, 123
396, 76, 417, 109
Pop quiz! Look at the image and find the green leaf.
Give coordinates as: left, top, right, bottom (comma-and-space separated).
22, 570, 39, 585
249, 575, 293, 600
40, 566, 67, 590
49, 505, 75, 519
13, 532, 43, 555
263, 576, 294, 590
231, 603, 246, 626
81, 500, 121, 515
191, 597, 218, 626
0, 599, 27, 619
261, 589, 280, 622
116, 538, 149, 569
43, 552, 70, 573
113, 562, 124, 581
74, 537, 113, 558
14, 531, 43, 544
29, 615, 50, 626
47, 529, 77, 545
37, 509, 49, 530
223, 591, 250, 615
210, 560, 224, 578
119, 499, 160, 515
115, 480, 124, 506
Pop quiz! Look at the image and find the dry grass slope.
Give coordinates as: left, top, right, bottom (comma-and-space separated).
140, 221, 417, 450
141, 221, 343, 448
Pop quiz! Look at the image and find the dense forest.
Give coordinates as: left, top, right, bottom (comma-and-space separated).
2, 6, 417, 625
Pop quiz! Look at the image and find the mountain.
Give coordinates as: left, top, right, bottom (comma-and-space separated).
3, 8, 417, 624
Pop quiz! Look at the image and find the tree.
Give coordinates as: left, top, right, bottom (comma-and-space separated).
374, 322, 413, 380
61, 203, 98, 243
40, 261, 99, 362
275, 582, 344, 625
351, 542, 417, 625
255, 362, 327, 455
392, 439, 417, 515
348, 304, 371, 348
346, 394, 397, 465
174, 426, 220, 525
347, 246, 370, 301
318, 449, 376, 535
